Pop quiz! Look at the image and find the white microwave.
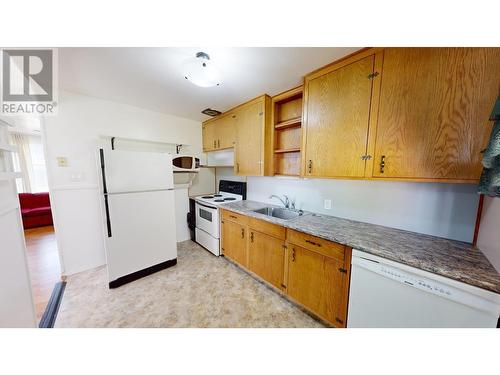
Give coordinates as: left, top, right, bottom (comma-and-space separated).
172, 155, 200, 172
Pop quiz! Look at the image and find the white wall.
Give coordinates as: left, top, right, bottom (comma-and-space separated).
43, 91, 203, 275
247, 176, 480, 243
477, 196, 500, 272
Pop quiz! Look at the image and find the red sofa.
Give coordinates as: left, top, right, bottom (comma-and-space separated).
19, 193, 53, 229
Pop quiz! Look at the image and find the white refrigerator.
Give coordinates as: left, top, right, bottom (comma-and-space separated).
98, 149, 177, 288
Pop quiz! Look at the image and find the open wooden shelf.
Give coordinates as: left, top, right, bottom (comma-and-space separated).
274, 148, 301, 154
271, 86, 304, 177
275, 117, 301, 130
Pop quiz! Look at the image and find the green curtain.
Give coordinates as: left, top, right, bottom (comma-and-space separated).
478, 94, 500, 196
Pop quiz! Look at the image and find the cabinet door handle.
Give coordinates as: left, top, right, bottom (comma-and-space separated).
308, 160, 312, 174
213, 140, 216, 148
250, 232, 254, 243
218, 139, 220, 148
380, 155, 386, 173
236, 163, 240, 173
305, 239, 321, 247
229, 215, 237, 219
291, 248, 296, 262
241, 228, 244, 239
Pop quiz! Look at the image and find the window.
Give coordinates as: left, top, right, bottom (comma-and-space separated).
28, 136, 49, 192
9, 132, 49, 193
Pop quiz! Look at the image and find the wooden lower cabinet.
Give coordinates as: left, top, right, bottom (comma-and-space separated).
221, 219, 247, 267
220, 210, 352, 327
248, 230, 286, 290
287, 244, 350, 327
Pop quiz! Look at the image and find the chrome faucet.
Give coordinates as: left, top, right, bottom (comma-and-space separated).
269, 194, 290, 209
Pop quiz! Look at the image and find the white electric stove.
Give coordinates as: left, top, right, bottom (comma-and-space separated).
193, 180, 246, 256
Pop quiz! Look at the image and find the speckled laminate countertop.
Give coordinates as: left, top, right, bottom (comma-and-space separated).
220, 200, 500, 294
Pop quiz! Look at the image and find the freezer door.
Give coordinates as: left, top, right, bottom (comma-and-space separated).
102, 149, 174, 193
104, 190, 177, 282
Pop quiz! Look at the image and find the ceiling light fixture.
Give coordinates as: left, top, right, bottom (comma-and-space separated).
182, 52, 222, 88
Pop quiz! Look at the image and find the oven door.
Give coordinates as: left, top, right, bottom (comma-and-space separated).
195, 202, 220, 238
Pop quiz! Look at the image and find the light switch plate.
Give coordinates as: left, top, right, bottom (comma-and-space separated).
324, 199, 332, 210
57, 157, 68, 167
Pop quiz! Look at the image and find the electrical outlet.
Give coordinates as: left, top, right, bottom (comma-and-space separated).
70, 173, 84, 182
324, 199, 332, 210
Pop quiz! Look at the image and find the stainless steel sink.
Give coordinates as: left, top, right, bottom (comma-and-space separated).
252, 207, 302, 220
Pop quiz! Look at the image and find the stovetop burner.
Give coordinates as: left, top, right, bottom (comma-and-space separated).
214, 194, 223, 197
201, 195, 214, 199
214, 199, 225, 202
224, 197, 236, 201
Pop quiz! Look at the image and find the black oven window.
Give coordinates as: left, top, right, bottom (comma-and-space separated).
199, 208, 212, 222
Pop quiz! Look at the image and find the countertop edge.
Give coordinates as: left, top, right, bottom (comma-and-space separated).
218, 203, 500, 294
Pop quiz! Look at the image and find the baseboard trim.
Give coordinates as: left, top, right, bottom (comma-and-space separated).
109, 258, 177, 289
39, 281, 66, 328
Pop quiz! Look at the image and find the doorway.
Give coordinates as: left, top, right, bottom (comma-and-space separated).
9, 119, 62, 324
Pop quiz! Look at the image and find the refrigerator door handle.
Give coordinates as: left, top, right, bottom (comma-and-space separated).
100, 149, 112, 237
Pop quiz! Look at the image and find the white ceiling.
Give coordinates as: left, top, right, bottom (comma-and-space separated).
59, 47, 360, 122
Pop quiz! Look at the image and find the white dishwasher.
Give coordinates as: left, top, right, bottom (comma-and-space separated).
347, 250, 500, 328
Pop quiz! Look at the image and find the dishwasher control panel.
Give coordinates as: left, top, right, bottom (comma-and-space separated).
379, 266, 453, 297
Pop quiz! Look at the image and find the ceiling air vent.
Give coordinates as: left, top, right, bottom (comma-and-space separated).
201, 108, 222, 117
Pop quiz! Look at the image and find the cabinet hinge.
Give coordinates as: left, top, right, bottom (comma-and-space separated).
367, 72, 379, 79
282, 244, 287, 250
338, 267, 347, 273
221, 220, 224, 224
280, 283, 286, 289
335, 317, 344, 324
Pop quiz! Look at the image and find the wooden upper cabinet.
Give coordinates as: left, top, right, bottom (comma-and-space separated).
202, 121, 216, 152
202, 114, 236, 151
235, 95, 272, 176
303, 54, 376, 178
248, 230, 285, 290
202, 95, 271, 176
370, 48, 500, 181
218, 114, 236, 149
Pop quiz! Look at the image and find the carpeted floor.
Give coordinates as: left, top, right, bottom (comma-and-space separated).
55, 240, 324, 328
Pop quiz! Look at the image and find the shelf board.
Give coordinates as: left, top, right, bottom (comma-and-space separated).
0, 143, 15, 152
274, 173, 300, 177
0, 171, 22, 180
274, 148, 301, 154
275, 117, 301, 130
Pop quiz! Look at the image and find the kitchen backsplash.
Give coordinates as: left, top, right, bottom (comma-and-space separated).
246, 176, 479, 243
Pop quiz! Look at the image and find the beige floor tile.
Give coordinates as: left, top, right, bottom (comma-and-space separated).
55, 240, 324, 328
